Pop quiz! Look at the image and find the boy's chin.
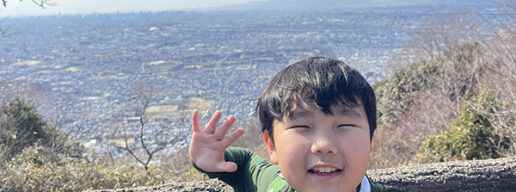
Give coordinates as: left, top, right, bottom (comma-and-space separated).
290, 174, 359, 192
294, 185, 354, 192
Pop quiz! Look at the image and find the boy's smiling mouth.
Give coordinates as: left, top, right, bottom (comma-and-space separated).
309, 167, 340, 174
308, 164, 343, 179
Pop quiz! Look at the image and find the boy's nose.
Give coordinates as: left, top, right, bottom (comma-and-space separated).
311, 136, 338, 155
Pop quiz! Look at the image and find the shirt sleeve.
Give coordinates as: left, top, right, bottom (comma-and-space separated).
192, 147, 280, 192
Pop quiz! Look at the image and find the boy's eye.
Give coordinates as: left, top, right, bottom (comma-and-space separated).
337, 124, 357, 129
289, 125, 310, 129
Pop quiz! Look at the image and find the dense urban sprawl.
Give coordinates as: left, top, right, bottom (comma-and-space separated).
0, 4, 505, 152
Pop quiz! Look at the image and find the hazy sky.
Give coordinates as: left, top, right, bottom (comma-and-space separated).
0, 0, 266, 17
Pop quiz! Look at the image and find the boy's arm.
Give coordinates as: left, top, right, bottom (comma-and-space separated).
193, 147, 279, 191
191, 147, 251, 187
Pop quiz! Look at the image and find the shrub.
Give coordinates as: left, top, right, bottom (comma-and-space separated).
0, 97, 176, 191
375, 42, 483, 129
0, 97, 49, 159
0, 97, 82, 160
374, 59, 440, 127
0, 145, 175, 192
414, 90, 512, 163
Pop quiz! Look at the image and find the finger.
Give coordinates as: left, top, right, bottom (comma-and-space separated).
217, 161, 238, 172
221, 127, 244, 147
214, 115, 236, 139
205, 110, 222, 134
191, 110, 202, 133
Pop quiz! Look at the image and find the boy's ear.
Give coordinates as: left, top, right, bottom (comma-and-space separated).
263, 131, 278, 164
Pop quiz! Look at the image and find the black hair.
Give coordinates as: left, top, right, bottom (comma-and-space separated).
256, 57, 376, 142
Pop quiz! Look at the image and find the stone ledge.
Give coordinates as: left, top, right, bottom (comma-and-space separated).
92, 156, 516, 192
368, 156, 516, 192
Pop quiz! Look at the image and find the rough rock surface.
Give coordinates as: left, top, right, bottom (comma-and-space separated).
368, 156, 516, 192
91, 180, 234, 192
92, 156, 516, 192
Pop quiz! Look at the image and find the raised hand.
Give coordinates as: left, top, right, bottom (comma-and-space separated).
188, 110, 244, 172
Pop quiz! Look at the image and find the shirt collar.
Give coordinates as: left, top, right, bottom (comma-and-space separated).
359, 175, 371, 192
285, 175, 371, 192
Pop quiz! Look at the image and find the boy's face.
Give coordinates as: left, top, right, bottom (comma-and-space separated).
264, 100, 371, 192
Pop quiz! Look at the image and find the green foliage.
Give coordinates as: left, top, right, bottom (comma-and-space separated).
0, 145, 175, 192
374, 59, 440, 127
0, 97, 49, 159
375, 42, 481, 128
0, 97, 179, 191
0, 97, 82, 160
414, 90, 512, 163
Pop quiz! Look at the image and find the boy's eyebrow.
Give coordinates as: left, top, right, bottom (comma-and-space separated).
286, 105, 362, 120
336, 107, 363, 118
287, 108, 312, 120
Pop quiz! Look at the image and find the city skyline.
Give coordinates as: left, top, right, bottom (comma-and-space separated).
0, 0, 265, 17
0, 0, 488, 17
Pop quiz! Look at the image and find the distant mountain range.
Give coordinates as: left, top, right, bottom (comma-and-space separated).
214, 0, 498, 10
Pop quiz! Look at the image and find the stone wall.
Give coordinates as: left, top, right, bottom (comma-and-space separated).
92, 156, 516, 192
368, 156, 516, 191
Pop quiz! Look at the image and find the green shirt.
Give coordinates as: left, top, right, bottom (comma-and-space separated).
193, 147, 382, 192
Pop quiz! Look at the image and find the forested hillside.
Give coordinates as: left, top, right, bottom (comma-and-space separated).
371, 12, 516, 168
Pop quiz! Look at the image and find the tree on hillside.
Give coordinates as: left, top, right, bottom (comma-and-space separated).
402, 11, 479, 63
480, 0, 516, 155
415, 90, 512, 163
0, 97, 82, 161
0, 97, 48, 160
372, 7, 516, 168
375, 41, 484, 129
108, 83, 188, 170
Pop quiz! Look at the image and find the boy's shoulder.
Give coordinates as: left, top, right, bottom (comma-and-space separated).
226, 147, 282, 191
367, 175, 383, 192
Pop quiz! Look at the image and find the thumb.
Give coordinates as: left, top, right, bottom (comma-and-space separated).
217, 161, 238, 172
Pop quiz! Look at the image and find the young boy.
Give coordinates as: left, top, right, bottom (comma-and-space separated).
189, 57, 382, 192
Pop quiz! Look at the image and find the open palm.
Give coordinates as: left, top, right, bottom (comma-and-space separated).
188, 110, 244, 172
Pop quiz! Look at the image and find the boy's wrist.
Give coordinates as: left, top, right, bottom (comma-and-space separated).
190, 148, 230, 174
191, 159, 210, 174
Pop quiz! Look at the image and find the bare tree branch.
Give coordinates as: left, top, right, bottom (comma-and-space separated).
2, 0, 54, 8
106, 83, 188, 170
